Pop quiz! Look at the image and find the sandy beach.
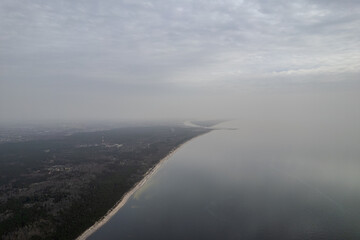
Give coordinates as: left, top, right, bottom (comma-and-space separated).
76, 132, 209, 240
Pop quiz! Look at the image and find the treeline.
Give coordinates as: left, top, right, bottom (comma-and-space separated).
0, 126, 210, 239
53, 167, 136, 239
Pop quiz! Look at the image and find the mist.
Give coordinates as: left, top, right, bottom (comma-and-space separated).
1, 2, 360, 239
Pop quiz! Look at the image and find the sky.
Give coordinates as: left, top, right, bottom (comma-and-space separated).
1, 0, 359, 122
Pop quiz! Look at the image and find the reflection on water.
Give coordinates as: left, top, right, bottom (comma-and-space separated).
89, 120, 360, 240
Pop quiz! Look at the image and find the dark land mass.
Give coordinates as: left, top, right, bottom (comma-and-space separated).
0, 125, 210, 239
0, 120, 179, 144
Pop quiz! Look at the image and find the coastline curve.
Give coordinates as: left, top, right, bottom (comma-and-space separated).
76, 131, 211, 240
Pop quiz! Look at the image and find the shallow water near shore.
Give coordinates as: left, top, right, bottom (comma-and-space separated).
88, 120, 360, 240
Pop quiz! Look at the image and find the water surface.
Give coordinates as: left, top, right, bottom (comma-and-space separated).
89, 120, 360, 240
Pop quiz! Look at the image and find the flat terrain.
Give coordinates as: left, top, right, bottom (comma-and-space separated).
0, 125, 209, 239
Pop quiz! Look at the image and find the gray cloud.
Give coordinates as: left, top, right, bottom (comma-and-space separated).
1, 0, 359, 121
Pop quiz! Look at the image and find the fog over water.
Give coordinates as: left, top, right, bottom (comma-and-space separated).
1, 1, 359, 239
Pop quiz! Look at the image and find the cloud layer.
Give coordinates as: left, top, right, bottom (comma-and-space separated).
1, 0, 359, 121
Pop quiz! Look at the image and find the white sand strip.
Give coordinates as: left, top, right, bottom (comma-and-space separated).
76, 132, 210, 240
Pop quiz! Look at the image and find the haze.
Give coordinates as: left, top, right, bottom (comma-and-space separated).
1, 0, 359, 123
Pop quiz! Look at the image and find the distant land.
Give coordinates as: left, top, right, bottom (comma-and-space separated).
0, 121, 220, 239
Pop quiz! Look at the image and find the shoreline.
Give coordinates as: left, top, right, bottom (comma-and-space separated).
76, 131, 211, 240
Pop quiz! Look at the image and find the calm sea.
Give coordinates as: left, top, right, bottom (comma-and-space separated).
88, 120, 360, 240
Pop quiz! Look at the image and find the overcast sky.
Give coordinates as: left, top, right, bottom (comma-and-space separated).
1, 0, 359, 122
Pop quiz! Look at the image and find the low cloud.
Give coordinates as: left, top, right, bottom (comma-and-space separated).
1, 0, 359, 121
